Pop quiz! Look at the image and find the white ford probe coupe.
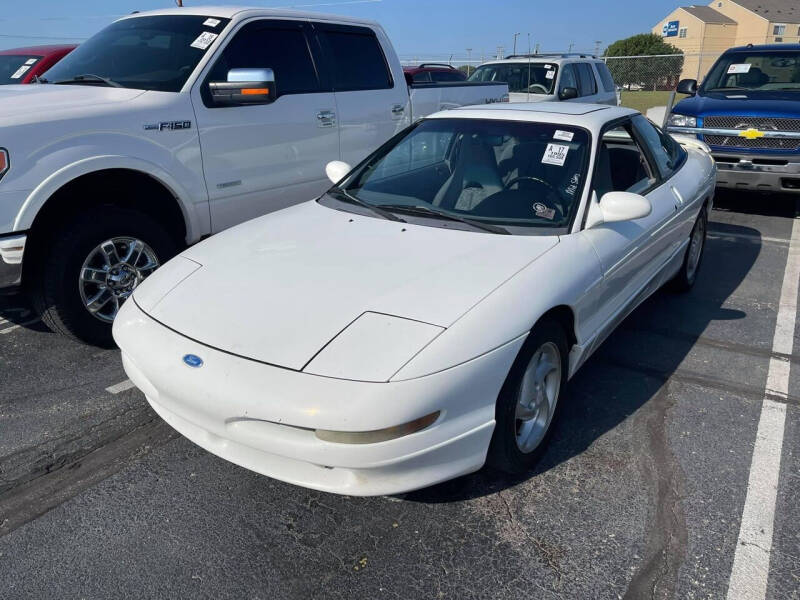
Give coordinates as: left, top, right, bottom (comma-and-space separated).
113, 103, 715, 496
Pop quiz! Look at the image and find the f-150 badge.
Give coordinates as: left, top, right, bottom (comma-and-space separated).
144, 120, 192, 131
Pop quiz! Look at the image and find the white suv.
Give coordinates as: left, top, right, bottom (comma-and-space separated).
468, 54, 618, 105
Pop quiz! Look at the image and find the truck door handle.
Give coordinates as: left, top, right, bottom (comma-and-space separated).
317, 110, 336, 127
391, 104, 405, 116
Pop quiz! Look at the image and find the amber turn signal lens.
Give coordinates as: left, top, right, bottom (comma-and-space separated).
241, 88, 269, 95
315, 411, 440, 444
0, 149, 8, 176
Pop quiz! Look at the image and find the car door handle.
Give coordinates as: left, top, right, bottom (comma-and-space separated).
391, 104, 405, 117
317, 110, 336, 127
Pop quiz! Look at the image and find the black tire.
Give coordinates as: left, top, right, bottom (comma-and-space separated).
31, 207, 179, 347
486, 318, 569, 474
670, 205, 708, 292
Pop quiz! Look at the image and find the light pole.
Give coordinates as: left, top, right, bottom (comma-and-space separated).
568, 42, 575, 53
466, 48, 472, 76
594, 40, 602, 56
512, 32, 520, 55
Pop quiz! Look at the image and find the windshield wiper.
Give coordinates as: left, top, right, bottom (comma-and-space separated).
329, 187, 406, 223
379, 203, 510, 235
54, 74, 123, 88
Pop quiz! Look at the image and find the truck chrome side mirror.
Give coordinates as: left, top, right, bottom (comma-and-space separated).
209, 68, 276, 106
676, 78, 697, 95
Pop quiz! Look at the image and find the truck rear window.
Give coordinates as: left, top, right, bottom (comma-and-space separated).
468, 63, 557, 94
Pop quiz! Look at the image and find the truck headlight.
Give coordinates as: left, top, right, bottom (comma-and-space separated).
668, 114, 697, 128
0, 149, 8, 180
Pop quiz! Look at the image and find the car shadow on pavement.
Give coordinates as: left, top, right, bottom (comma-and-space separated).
0, 292, 48, 333
405, 216, 762, 504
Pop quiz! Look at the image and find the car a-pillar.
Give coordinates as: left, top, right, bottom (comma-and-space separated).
23, 168, 186, 346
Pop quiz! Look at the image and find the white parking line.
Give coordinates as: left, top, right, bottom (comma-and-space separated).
105, 379, 136, 394
0, 318, 40, 334
726, 217, 799, 600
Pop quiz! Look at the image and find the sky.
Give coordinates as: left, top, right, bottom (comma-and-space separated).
0, 0, 689, 60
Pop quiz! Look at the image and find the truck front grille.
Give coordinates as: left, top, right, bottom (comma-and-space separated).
703, 116, 800, 151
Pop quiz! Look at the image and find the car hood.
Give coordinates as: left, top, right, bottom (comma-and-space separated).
674, 91, 800, 118
140, 201, 558, 370
0, 84, 145, 120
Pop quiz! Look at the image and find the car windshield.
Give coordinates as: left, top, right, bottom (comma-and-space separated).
329, 118, 590, 234
0, 55, 40, 84
43, 15, 230, 92
468, 62, 558, 94
703, 51, 800, 92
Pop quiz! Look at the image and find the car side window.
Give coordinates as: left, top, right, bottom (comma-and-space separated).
430, 71, 463, 82
206, 21, 320, 97
576, 63, 597, 96
559, 64, 578, 94
595, 62, 616, 93
593, 123, 657, 199
412, 71, 432, 83
318, 25, 393, 91
631, 115, 684, 178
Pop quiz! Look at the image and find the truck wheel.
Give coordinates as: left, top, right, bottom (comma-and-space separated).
31, 207, 179, 347
486, 318, 568, 474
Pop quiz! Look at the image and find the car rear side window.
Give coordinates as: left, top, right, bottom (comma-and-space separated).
318, 25, 393, 91
595, 62, 616, 92
412, 71, 432, 83
575, 63, 597, 96
430, 70, 464, 82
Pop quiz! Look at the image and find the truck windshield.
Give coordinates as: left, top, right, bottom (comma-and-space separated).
0, 55, 40, 84
468, 63, 557, 94
43, 15, 230, 92
703, 51, 800, 92
328, 118, 589, 234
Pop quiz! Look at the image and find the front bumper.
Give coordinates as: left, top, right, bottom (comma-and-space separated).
114, 298, 524, 496
0, 233, 26, 288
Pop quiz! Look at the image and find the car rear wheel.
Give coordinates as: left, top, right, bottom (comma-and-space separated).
486, 318, 568, 474
31, 207, 178, 347
670, 206, 707, 292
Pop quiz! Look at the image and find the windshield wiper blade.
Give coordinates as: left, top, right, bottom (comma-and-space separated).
329, 188, 406, 223
54, 74, 123, 88
380, 204, 510, 235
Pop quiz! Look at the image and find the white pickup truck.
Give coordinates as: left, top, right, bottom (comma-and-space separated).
0, 6, 508, 345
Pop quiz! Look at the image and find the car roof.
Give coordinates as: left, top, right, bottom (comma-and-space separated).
118, 5, 380, 27
0, 44, 77, 56
726, 43, 800, 52
426, 102, 638, 131
403, 65, 460, 73
479, 56, 601, 67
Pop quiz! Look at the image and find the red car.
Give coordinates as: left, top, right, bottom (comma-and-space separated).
403, 63, 467, 85
0, 44, 76, 85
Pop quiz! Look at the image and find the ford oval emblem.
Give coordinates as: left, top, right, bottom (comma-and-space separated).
183, 354, 204, 368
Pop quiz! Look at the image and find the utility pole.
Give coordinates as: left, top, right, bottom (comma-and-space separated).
465, 48, 472, 76
568, 42, 575, 53
512, 32, 520, 55
594, 40, 602, 56
496, 46, 504, 59
534, 42, 540, 54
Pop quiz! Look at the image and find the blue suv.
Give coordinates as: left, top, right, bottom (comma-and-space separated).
666, 44, 800, 194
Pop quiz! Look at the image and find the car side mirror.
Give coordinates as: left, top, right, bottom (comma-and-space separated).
559, 87, 578, 100
209, 68, 276, 106
587, 191, 652, 228
676, 78, 697, 95
326, 160, 352, 184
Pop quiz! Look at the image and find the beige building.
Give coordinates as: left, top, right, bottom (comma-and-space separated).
652, 1, 800, 80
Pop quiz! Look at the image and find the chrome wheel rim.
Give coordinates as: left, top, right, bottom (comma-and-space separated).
686, 215, 706, 281
78, 237, 160, 323
515, 342, 562, 453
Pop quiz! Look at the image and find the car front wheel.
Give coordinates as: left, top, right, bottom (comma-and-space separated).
670, 206, 707, 292
31, 207, 178, 347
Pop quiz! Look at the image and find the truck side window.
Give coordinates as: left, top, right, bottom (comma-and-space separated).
595, 62, 616, 93
207, 21, 320, 96
559, 64, 578, 94
576, 63, 597, 96
318, 26, 393, 91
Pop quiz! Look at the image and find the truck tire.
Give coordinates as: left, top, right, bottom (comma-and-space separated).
31, 207, 179, 347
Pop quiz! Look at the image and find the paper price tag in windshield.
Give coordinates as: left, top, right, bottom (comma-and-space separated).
24, 58, 37, 65
191, 32, 219, 50
542, 143, 569, 166
546, 70, 555, 79
553, 130, 574, 141
727, 63, 751, 74
203, 18, 221, 27
10, 65, 30, 79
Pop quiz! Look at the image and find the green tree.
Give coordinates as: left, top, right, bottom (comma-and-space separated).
604, 33, 684, 90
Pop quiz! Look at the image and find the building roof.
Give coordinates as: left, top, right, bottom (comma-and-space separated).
680, 5, 737, 24
731, 0, 800, 22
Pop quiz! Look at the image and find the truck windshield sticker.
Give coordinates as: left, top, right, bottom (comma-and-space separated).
546, 70, 556, 79
203, 18, 221, 28
727, 63, 751, 74
533, 202, 556, 220
553, 130, 574, 141
24, 58, 37, 65
191, 32, 218, 50
542, 143, 569, 166
10, 65, 30, 79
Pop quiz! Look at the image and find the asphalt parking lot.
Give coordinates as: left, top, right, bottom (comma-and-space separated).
1, 191, 798, 600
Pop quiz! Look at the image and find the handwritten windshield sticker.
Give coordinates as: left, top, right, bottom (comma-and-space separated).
533, 202, 556, 220
542, 143, 569, 166
191, 32, 219, 50
727, 63, 751, 74
553, 130, 574, 142
10, 65, 30, 79
565, 172, 580, 196
546, 69, 556, 79
203, 18, 221, 27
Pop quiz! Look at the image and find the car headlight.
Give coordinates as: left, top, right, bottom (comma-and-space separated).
0, 148, 9, 180
303, 312, 444, 382
668, 114, 697, 128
